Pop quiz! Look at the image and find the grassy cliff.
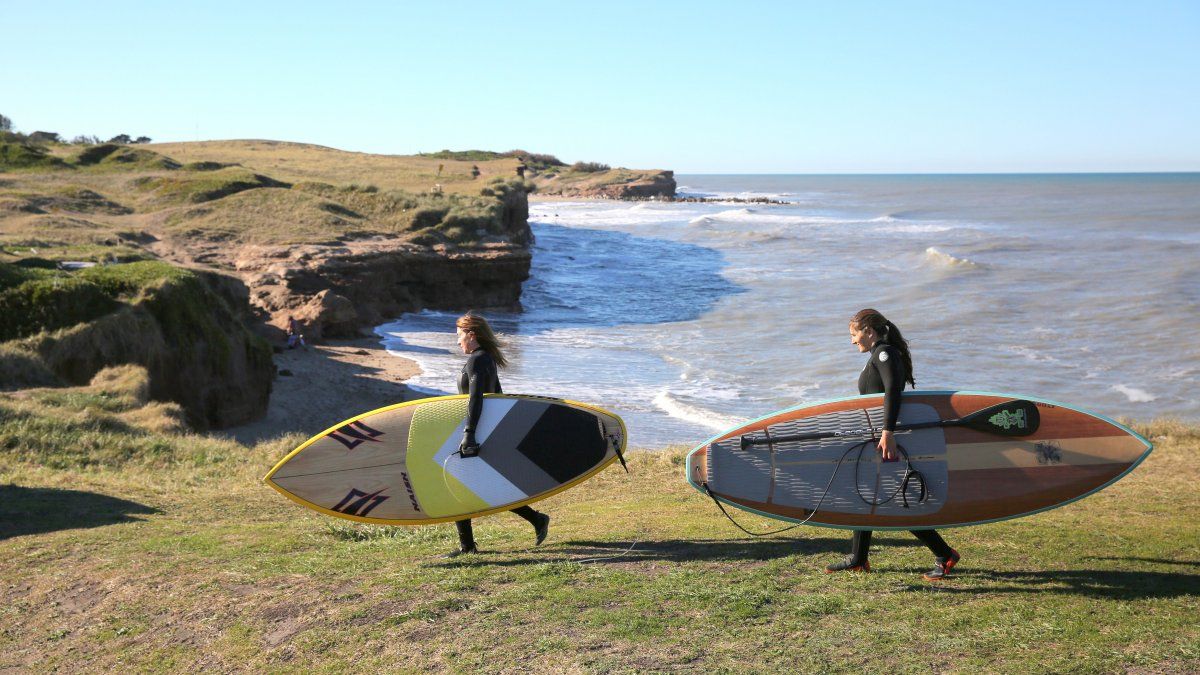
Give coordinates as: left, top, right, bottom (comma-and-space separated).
0, 139, 536, 258
0, 137, 545, 424
0, 382, 1195, 672
0, 260, 273, 429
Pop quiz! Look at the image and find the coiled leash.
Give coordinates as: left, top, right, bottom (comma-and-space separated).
850, 439, 928, 509
706, 434, 928, 537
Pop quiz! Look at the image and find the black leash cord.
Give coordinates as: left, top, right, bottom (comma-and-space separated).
703, 440, 859, 537
703, 483, 802, 537
851, 440, 929, 509
706, 435, 930, 537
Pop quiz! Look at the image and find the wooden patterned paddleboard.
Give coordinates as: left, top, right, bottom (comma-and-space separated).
686, 391, 1152, 530
265, 394, 626, 525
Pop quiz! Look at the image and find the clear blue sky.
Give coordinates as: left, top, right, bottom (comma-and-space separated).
3, 1, 1197, 173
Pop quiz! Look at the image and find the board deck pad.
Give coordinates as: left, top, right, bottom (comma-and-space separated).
708, 403, 948, 516
687, 391, 1153, 530
266, 394, 625, 525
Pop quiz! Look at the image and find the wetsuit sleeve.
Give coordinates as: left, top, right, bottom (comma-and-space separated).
464, 355, 485, 436
874, 346, 906, 431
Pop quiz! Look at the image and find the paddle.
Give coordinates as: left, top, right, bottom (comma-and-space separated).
738, 399, 1041, 450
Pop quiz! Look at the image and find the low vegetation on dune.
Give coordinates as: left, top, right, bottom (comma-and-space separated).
131, 167, 291, 205
0, 365, 197, 469
0, 260, 273, 428
0, 387, 1196, 671
1, 137, 538, 258
538, 165, 652, 185
0, 141, 71, 171
147, 177, 533, 247
0, 133, 543, 433
0, 124, 1192, 670
72, 143, 182, 172
146, 140, 524, 196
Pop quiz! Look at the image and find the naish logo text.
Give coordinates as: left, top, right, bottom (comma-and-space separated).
400, 471, 420, 511
989, 409, 1027, 430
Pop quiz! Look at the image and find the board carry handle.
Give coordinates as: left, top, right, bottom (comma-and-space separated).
739, 399, 1041, 450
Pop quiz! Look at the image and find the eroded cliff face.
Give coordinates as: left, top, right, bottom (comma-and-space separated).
152, 187, 535, 342
533, 170, 676, 199
12, 269, 275, 430
239, 242, 532, 339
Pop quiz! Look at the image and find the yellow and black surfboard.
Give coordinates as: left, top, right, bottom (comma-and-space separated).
264, 394, 626, 525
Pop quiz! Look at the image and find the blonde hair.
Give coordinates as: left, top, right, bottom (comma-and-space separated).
456, 312, 508, 368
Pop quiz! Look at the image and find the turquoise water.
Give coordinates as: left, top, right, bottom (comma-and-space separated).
379, 174, 1200, 447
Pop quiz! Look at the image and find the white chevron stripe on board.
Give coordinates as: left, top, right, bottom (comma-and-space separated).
432, 398, 528, 507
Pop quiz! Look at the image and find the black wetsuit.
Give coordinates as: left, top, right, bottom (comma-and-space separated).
847, 340, 954, 563
454, 348, 543, 551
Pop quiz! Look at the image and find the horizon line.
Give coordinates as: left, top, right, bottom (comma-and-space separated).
672, 170, 1200, 176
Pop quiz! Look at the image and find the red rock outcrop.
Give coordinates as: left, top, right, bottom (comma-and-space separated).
238, 242, 531, 340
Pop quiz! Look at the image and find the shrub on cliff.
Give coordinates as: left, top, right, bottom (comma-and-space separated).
409, 205, 448, 229
570, 161, 610, 173
438, 202, 503, 242
502, 150, 565, 170
74, 143, 123, 165
419, 149, 505, 161
0, 260, 197, 343
75, 145, 181, 171
0, 141, 71, 171
181, 161, 235, 171
479, 176, 536, 198
0, 261, 273, 429
0, 274, 121, 342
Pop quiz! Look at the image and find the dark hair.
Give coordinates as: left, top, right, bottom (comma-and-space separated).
456, 312, 508, 368
850, 308, 915, 388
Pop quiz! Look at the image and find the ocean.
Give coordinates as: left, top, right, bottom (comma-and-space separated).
377, 174, 1200, 448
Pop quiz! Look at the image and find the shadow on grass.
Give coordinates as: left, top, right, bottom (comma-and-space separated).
1083, 556, 1199, 568
427, 535, 929, 568
900, 568, 1200, 600
0, 484, 160, 541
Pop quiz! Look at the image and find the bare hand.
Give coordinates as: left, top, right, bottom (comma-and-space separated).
878, 430, 897, 462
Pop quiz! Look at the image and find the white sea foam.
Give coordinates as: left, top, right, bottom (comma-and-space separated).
924, 247, 980, 269
1007, 345, 1061, 364
678, 189, 810, 203
383, 176, 1200, 445
652, 390, 747, 432
1111, 384, 1157, 403
875, 223, 956, 234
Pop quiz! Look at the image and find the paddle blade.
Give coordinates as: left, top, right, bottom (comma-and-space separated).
959, 399, 1041, 436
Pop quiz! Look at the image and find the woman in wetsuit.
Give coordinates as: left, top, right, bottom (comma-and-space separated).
447, 312, 550, 557
824, 308, 961, 580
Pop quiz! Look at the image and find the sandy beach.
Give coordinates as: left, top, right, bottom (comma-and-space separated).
219, 337, 422, 446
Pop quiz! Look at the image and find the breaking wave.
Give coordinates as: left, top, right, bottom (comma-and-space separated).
653, 390, 747, 432
924, 247, 980, 269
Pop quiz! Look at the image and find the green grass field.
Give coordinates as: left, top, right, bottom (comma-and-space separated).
1, 379, 1196, 672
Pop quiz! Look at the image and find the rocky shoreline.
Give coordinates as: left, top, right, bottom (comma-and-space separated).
0, 137, 675, 435
662, 195, 788, 205
151, 231, 533, 344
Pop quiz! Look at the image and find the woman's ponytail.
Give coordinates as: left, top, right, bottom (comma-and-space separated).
850, 309, 915, 388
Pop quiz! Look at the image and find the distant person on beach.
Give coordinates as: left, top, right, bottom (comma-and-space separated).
447, 312, 550, 556
286, 316, 307, 350
825, 308, 961, 580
